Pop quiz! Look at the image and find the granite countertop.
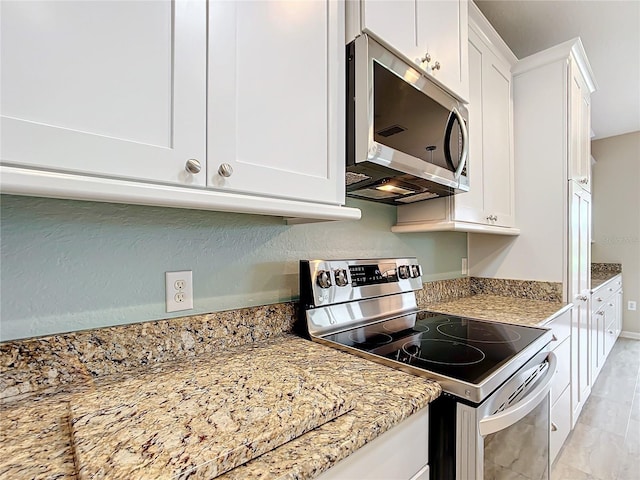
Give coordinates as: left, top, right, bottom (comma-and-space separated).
591, 271, 622, 291
0, 334, 441, 480
423, 294, 571, 327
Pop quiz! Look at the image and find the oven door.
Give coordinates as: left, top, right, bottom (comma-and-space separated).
457, 351, 557, 480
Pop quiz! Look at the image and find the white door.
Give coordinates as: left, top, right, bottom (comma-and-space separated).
361, 0, 420, 61
569, 182, 591, 425
416, 0, 468, 100
0, 0, 207, 187
207, 0, 344, 205
482, 50, 514, 227
455, 28, 512, 227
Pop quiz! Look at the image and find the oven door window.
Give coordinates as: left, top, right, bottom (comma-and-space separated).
483, 394, 550, 480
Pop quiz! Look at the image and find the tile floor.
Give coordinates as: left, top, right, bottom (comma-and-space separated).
552, 337, 640, 480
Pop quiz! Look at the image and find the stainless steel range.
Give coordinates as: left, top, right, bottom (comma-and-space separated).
299, 258, 556, 480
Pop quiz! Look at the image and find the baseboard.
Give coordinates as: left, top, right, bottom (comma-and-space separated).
620, 331, 640, 340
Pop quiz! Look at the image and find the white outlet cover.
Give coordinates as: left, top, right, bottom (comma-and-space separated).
166, 271, 193, 313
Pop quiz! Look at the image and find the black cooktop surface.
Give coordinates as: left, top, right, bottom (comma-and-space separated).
322, 311, 548, 385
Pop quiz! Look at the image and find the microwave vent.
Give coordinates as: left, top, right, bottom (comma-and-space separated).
346, 172, 371, 186
376, 124, 406, 137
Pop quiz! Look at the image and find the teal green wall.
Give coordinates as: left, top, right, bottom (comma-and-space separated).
0, 195, 467, 341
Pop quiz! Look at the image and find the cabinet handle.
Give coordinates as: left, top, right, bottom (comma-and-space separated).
486, 215, 498, 222
608, 303, 614, 307
576, 295, 588, 301
579, 177, 589, 184
432, 61, 441, 71
218, 163, 233, 177
419, 52, 432, 63
551, 422, 558, 432
596, 297, 603, 302
551, 334, 558, 342
608, 330, 614, 335
185, 158, 201, 174
596, 311, 604, 316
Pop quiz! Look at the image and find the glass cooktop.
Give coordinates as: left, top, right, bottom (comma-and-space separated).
321, 311, 548, 386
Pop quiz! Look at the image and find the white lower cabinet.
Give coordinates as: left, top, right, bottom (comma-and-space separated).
590, 274, 623, 382
316, 407, 429, 480
546, 309, 572, 465
550, 385, 571, 464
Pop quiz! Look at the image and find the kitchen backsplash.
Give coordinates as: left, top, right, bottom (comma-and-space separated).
591, 262, 622, 275
1, 275, 565, 404
0, 194, 467, 342
0, 303, 296, 403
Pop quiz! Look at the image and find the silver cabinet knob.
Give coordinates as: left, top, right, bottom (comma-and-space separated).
218, 163, 233, 177
576, 295, 588, 301
596, 297, 603, 302
551, 422, 558, 432
432, 61, 441, 70
596, 311, 604, 316
486, 215, 498, 222
185, 158, 201, 174
419, 52, 432, 63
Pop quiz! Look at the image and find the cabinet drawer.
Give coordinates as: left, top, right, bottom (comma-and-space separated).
604, 324, 617, 359
550, 384, 571, 465
547, 310, 571, 345
551, 336, 571, 405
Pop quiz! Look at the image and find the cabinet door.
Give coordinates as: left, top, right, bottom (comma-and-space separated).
360, 0, 468, 100
0, 0, 206, 187
568, 60, 591, 191
208, 0, 344, 205
454, 28, 513, 227
569, 183, 591, 426
416, 0, 469, 100
360, 0, 420, 61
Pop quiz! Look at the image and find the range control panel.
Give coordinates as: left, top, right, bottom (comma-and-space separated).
300, 258, 423, 309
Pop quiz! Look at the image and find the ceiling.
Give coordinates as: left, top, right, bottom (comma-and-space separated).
474, 0, 640, 140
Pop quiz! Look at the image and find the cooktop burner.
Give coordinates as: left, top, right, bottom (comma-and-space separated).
401, 339, 486, 366
348, 331, 393, 348
437, 321, 522, 343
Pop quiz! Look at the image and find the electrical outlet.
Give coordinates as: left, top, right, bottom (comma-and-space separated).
629, 301, 637, 311
166, 271, 193, 312
461, 257, 468, 275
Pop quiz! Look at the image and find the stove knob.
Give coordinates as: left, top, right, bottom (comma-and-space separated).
410, 265, 422, 278
334, 269, 349, 287
316, 270, 332, 289
398, 265, 410, 279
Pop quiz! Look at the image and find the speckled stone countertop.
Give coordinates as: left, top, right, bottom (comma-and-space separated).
0, 334, 441, 480
591, 263, 622, 290
422, 294, 571, 327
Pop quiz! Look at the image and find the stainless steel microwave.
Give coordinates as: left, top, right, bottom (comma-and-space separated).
346, 34, 469, 205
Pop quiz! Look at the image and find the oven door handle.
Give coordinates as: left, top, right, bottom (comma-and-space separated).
478, 352, 557, 437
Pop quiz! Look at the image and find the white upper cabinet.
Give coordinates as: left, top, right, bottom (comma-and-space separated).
569, 63, 593, 191
1, 0, 207, 187
392, 3, 517, 235
352, 0, 469, 101
208, 0, 345, 205
452, 23, 515, 229
0, 0, 360, 221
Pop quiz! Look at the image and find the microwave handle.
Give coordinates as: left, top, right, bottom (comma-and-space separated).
451, 107, 468, 180
478, 351, 557, 437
